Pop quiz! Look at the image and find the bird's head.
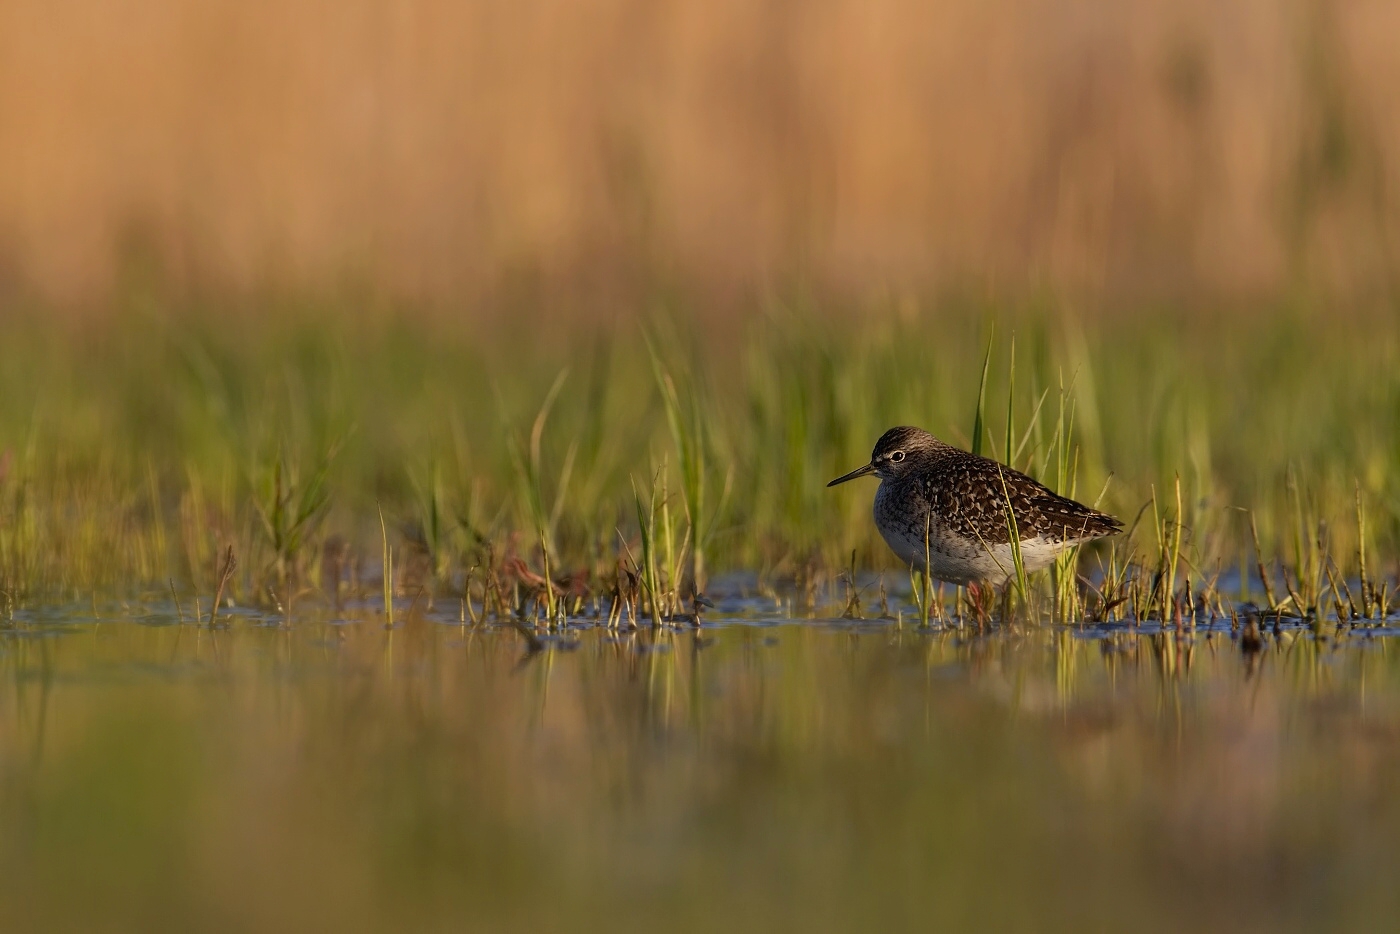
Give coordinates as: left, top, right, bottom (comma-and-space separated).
827, 426, 942, 486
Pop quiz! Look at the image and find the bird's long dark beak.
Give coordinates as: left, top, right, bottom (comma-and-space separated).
827, 462, 876, 487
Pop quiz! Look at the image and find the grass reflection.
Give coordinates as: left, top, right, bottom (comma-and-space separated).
0, 611, 1399, 930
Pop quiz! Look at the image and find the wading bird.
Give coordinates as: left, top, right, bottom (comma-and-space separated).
828, 426, 1120, 587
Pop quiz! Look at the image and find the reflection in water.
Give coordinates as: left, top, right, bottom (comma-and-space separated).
0, 604, 1399, 931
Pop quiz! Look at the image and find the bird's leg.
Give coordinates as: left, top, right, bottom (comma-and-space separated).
966, 582, 987, 631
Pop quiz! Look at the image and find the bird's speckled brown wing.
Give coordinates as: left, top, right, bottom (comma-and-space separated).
921, 454, 1120, 545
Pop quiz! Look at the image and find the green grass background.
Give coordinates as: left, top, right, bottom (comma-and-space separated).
2, 296, 1397, 605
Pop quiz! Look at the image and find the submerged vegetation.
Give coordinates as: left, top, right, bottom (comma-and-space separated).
1, 300, 1399, 629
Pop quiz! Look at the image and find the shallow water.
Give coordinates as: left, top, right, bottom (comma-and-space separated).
2, 581, 1400, 932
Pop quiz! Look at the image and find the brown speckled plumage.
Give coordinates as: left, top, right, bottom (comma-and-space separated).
829, 426, 1121, 585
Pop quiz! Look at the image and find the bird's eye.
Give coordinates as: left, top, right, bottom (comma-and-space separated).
890, 450, 905, 463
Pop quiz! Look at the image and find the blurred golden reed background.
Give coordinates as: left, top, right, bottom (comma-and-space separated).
2, 0, 1399, 311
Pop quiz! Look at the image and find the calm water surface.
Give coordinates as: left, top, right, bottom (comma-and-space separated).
2, 578, 1400, 932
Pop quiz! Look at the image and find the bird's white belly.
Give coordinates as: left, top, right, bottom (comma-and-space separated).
878, 522, 1069, 586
